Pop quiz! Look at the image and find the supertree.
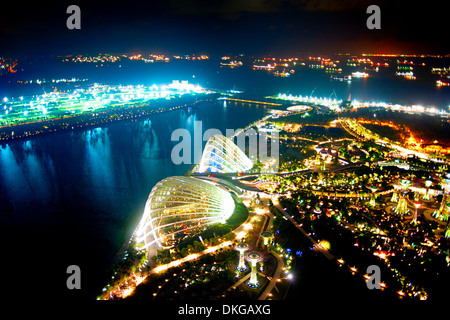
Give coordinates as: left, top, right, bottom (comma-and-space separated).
260, 231, 273, 255
428, 174, 450, 238
391, 186, 399, 203
394, 179, 412, 216
443, 202, 450, 238
445, 217, 450, 238
247, 252, 262, 288
235, 242, 249, 271
315, 153, 321, 166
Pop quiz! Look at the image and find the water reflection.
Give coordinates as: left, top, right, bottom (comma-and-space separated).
0, 100, 267, 299
84, 127, 115, 208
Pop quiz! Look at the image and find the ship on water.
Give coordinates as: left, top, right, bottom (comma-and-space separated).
330, 75, 352, 82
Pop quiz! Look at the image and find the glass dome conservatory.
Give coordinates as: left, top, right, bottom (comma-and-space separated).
136, 176, 235, 250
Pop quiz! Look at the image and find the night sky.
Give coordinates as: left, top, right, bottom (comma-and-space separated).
1, 0, 449, 57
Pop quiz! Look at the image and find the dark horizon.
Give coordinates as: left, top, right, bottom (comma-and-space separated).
1, 0, 449, 57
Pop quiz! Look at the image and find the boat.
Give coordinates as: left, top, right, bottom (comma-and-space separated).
351, 71, 369, 78
436, 80, 450, 87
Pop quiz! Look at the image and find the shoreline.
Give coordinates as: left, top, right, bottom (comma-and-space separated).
99, 107, 271, 299
0, 95, 215, 144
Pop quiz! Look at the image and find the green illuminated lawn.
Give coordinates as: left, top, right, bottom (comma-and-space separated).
1, 83, 204, 127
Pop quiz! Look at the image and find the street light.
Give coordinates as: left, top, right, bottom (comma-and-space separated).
260, 231, 273, 254
394, 179, 412, 216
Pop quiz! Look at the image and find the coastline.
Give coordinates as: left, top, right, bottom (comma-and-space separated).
98, 106, 272, 300
0, 95, 215, 143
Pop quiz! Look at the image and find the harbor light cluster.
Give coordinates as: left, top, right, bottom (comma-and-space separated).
0, 81, 205, 126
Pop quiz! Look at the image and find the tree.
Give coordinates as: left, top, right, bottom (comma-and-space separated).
193, 241, 204, 252
172, 252, 182, 260
140, 255, 147, 266
181, 247, 189, 257
210, 237, 219, 246
224, 233, 235, 241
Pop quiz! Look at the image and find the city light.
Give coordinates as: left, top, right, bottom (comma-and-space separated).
4, 43, 450, 304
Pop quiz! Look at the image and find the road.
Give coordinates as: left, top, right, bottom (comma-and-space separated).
257, 250, 285, 300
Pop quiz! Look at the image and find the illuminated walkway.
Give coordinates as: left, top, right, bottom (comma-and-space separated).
151, 240, 234, 274
310, 188, 392, 199
340, 118, 450, 165
110, 240, 235, 299
257, 250, 285, 300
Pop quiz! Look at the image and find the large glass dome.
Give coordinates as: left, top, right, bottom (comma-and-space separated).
136, 176, 235, 250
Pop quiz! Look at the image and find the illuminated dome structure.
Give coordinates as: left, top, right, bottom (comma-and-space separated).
136, 176, 235, 250
198, 134, 253, 173
393, 179, 412, 215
